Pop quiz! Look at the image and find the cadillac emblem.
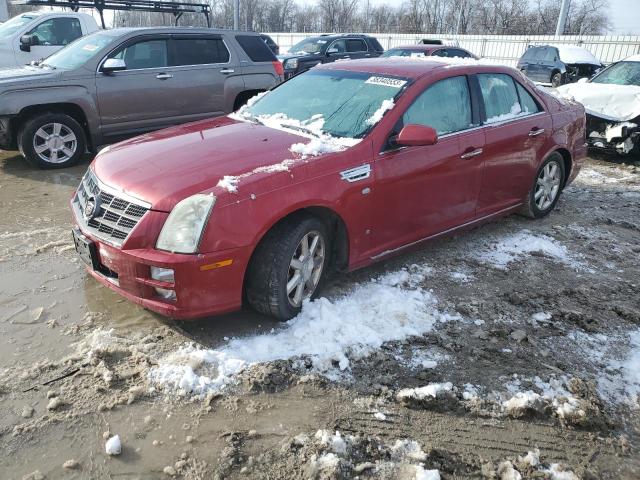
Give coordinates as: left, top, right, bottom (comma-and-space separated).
84, 195, 100, 220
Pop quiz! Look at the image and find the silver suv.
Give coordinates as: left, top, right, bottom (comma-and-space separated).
0, 27, 284, 168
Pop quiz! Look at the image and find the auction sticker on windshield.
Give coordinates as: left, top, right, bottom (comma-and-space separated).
365, 76, 407, 88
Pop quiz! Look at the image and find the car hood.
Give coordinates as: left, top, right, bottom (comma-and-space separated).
278, 52, 318, 62
0, 65, 59, 85
92, 117, 312, 212
555, 82, 640, 122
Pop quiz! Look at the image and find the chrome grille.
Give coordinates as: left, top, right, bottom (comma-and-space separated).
73, 170, 150, 247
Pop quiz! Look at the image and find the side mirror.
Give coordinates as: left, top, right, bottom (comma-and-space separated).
396, 124, 438, 147
101, 58, 127, 73
20, 34, 35, 52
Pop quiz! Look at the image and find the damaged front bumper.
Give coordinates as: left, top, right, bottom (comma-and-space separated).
587, 115, 640, 155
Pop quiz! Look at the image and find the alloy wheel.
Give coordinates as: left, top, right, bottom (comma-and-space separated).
286, 230, 326, 308
534, 161, 561, 210
33, 123, 78, 164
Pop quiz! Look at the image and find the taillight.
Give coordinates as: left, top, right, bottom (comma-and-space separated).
272, 61, 284, 76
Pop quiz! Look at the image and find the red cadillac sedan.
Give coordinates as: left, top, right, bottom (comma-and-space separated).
71, 58, 586, 320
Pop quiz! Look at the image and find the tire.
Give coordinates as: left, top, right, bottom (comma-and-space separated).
246, 214, 330, 320
519, 153, 565, 219
18, 112, 87, 169
551, 71, 563, 87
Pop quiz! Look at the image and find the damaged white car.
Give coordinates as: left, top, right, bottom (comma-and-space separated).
556, 54, 640, 156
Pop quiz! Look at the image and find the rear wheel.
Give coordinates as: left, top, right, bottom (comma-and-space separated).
520, 153, 565, 218
246, 215, 330, 320
18, 112, 87, 169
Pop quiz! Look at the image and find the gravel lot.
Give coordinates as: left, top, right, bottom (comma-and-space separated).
0, 149, 639, 479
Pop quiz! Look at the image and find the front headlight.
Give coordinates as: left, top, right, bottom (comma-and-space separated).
284, 58, 298, 70
156, 194, 216, 254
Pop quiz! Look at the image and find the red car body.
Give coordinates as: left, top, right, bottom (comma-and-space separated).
71, 59, 586, 319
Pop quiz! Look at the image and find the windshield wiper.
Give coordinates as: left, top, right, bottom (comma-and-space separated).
280, 123, 322, 138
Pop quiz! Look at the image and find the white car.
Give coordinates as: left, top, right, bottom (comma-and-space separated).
0, 11, 99, 68
556, 54, 640, 155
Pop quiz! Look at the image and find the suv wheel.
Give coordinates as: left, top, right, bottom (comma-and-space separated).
520, 153, 565, 218
246, 215, 330, 320
19, 113, 87, 169
551, 72, 563, 87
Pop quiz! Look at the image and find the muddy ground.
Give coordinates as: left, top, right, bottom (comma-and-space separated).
0, 149, 639, 480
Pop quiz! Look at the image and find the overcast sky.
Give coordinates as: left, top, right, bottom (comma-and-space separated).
609, 0, 640, 34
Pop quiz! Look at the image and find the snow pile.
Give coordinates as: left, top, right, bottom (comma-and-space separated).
596, 329, 640, 407
366, 99, 395, 125
315, 430, 348, 455
555, 82, 640, 121
501, 376, 586, 421
216, 159, 296, 194
397, 382, 453, 402
577, 166, 637, 187
148, 268, 457, 395
289, 134, 350, 158
472, 230, 583, 270
551, 44, 601, 65
216, 175, 239, 193
105, 435, 121, 455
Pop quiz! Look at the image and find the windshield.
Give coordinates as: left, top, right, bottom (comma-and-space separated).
381, 48, 425, 58
0, 14, 37, 39
288, 38, 326, 55
591, 61, 640, 86
241, 70, 409, 139
41, 33, 114, 70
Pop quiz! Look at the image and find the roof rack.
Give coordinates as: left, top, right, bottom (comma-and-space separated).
12, 0, 211, 28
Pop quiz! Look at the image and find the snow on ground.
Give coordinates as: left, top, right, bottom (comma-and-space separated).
471, 230, 584, 270
148, 268, 459, 395
576, 166, 638, 187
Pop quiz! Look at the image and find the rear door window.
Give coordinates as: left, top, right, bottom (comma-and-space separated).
543, 47, 558, 62
346, 39, 367, 53
448, 48, 472, 58
478, 73, 540, 123
235, 34, 277, 62
402, 75, 473, 135
171, 37, 229, 66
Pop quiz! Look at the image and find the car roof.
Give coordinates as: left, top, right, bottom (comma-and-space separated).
389, 45, 447, 52
316, 57, 512, 79
104, 27, 258, 36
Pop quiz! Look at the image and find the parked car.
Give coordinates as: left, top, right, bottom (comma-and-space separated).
381, 44, 477, 59
278, 34, 384, 79
260, 33, 279, 55
0, 11, 99, 68
517, 44, 602, 87
556, 54, 640, 156
0, 27, 283, 168
70, 58, 585, 321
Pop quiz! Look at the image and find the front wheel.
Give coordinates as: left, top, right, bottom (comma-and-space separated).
18, 112, 87, 169
245, 215, 330, 320
520, 153, 565, 219
551, 72, 563, 87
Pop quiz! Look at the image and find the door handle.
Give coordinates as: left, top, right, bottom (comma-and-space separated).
156, 73, 173, 80
529, 128, 545, 137
460, 148, 483, 159
220, 68, 235, 74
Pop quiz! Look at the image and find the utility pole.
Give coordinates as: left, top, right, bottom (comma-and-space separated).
0, 0, 9, 22
233, 0, 239, 30
555, 0, 570, 35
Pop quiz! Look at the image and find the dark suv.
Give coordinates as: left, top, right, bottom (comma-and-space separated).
278, 34, 384, 79
517, 44, 602, 87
